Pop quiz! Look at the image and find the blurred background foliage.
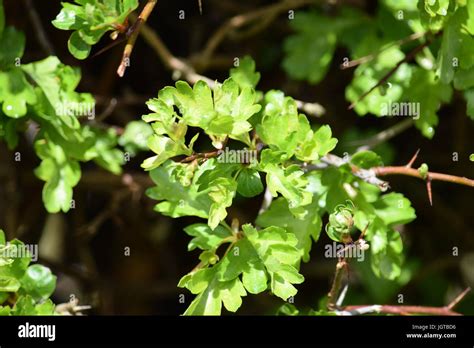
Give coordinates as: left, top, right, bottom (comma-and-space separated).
0, 0, 473, 314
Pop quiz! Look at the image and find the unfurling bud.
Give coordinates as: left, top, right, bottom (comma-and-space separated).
325, 201, 355, 243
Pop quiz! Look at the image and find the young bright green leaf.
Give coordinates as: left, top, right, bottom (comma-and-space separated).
0, 231, 58, 314
183, 273, 247, 315
147, 160, 213, 219
207, 177, 237, 230
229, 56, 261, 89
183, 224, 232, 251
0, 69, 37, 118
418, 0, 453, 31
256, 198, 322, 262
143, 79, 261, 152
256, 90, 301, 156
259, 154, 312, 211
243, 225, 304, 300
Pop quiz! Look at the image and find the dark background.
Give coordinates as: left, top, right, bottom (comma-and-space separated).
0, 0, 473, 315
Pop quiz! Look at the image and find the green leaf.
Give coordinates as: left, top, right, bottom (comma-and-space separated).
371, 225, 404, 280
0, 276, 21, 292
437, 7, 464, 83
53, 0, 139, 59
463, 89, 474, 120
230, 56, 261, 89
20, 265, 57, 302
243, 225, 304, 300
147, 160, 213, 219
256, 91, 301, 156
259, 151, 312, 210
236, 169, 264, 197
207, 177, 237, 230
346, 50, 412, 117
143, 79, 261, 152
184, 224, 232, 251
418, 0, 453, 31
0, 69, 37, 118
34, 137, 81, 213
282, 12, 337, 84
372, 192, 416, 226
312, 125, 339, 159
182, 271, 247, 315
35, 299, 56, 315
180, 224, 304, 314
12, 295, 36, 315
118, 120, 154, 156
283, 9, 364, 84
256, 198, 322, 262
68, 31, 91, 60
0, 239, 31, 280
351, 151, 383, 169
0, 26, 25, 68
454, 65, 474, 90
403, 67, 452, 138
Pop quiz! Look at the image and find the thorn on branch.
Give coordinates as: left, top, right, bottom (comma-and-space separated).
448, 287, 471, 310
426, 175, 433, 206
406, 148, 420, 168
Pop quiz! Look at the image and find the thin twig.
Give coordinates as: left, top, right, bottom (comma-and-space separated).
117, 0, 158, 77
340, 288, 470, 316
137, 19, 215, 86
180, 150, 222, 163
340, 304, 461, 316
373, 166, 474, 187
